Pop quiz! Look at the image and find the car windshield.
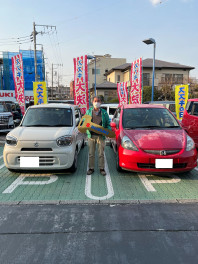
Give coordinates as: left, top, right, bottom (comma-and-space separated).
22, 107, 73, 127
122, 108, 180, 129
0, 103, 8, 113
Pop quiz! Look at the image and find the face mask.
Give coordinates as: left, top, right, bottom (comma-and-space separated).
93, 102, 101, 108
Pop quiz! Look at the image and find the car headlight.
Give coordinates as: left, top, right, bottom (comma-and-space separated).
121, 135, 138, 151
56, 136, 73, 147
6, 135, 17, 146
186, 135, 195, 151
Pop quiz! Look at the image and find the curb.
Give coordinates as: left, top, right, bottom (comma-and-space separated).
0, 199, 198, 205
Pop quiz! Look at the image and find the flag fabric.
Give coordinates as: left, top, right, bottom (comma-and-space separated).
11, 54, 25, 115
117, 82, 128, 106
175, 84, 188, 121
130, 58, 142, 104
73, 55, 89, 114
33, 81, 47, 105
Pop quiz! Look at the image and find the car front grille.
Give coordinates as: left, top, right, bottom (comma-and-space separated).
0, 116, 9, 124
137, 163, 187, 169
0, 125, 8, 130
143, 150, 181, 155
21, 148, 53, 151
17, 156, 55, 166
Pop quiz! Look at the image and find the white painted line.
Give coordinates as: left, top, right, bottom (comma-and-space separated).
85, 153, 114, 200
2, 174, 58, 194
0, 164, 5, 170
138, 174, 181, 192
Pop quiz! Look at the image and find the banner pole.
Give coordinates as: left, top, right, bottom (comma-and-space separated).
141, 57, 143, 104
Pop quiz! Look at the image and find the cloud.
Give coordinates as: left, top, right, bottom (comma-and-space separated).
150, 0, 161, 5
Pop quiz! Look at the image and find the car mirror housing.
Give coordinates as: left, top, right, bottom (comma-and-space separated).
110, 122, 116, 129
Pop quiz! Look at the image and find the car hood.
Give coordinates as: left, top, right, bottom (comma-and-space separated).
9, 126, 73, 141
124, 129, 185, 150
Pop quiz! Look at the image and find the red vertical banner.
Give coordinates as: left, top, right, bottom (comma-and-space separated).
11, 54, 25, 115
73, 55, 89, 114
117, 82, 128, 106
130, 57, 142, 104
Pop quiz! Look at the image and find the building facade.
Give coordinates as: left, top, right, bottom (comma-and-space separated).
88, 54, 126, 88
105, 59, 194, 89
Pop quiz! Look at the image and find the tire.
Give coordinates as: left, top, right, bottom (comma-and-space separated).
116, 152, 122, 172
70, 149, 78, 172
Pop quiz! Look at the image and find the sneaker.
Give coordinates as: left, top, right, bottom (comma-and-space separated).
87, 168, 94, 175
100, 169, 106, 176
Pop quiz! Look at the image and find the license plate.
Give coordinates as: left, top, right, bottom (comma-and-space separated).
20, 157, 39, 168
155, 159, 173, 168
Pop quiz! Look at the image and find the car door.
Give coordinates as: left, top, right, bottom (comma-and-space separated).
187, 102, 198, 145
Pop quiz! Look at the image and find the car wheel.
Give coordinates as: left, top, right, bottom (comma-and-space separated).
116, 152, 122, 172
70, 149, 78, 172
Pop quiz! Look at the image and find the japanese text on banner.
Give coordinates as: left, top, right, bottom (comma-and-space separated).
33, 82, 47, 105
117, 82, 128, 106
130, 58, 142, 104
175, 84, 188, 120
11, 54, 26, 115
73, 55, 89, 114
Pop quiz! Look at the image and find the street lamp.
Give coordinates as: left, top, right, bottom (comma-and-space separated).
87, 55, 96, 97
143, 38, 156, 102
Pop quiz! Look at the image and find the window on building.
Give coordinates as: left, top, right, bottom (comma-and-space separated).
165, 74, 183, 84
143, 73, 150, 86
117, 75, 120, 82
173, 74, 183, 84
109, 78, 110, 82
92, 69, 100, 75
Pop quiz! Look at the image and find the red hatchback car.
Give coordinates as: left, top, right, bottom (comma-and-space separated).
181, 99, 198, 148
110, 104, 197, 173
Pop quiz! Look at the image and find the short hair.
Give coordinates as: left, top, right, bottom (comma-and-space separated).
92, 96, 101, 102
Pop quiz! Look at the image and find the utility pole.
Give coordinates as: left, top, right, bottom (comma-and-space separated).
51, 63, 54, 99
32, 22, 56, 83
33, 22, 38, 82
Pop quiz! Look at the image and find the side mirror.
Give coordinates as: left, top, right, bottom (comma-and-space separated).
76, 118, 80, 126
110, 122, 116, 130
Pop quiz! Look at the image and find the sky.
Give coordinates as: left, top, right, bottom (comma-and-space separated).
0, 0, 197, 86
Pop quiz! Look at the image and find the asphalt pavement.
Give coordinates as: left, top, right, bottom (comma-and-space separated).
0, 203, 198, 264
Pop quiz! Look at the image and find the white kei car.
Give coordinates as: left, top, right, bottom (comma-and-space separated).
3, 104, 85, 172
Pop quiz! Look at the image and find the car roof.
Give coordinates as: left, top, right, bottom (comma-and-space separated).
122, 104, 165, 109
101, 104, 119, 107
188, 98, 198, 102
29, 103, 76, 109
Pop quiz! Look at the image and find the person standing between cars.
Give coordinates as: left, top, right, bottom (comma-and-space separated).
86, 96, 111, 176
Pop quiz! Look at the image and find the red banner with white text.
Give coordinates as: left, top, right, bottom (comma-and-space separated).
117, 82, 128, 106
130, 57, 142, 104
73, 55, 89, 114
11, 54, 25, 115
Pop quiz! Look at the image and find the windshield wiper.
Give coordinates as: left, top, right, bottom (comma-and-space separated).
161, 126, 181, 128
24, 125, 54, 127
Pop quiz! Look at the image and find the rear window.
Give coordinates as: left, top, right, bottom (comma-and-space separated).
109, 107, 117, 115
101, 106, 107, 112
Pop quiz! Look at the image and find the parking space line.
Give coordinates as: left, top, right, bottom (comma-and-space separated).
2, 174, 58, 194
85, 153, 114, 200
138, 174, 181, 192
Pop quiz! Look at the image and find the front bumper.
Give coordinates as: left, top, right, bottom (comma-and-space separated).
118, 146, 197, 173
3, 140, 76, 170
